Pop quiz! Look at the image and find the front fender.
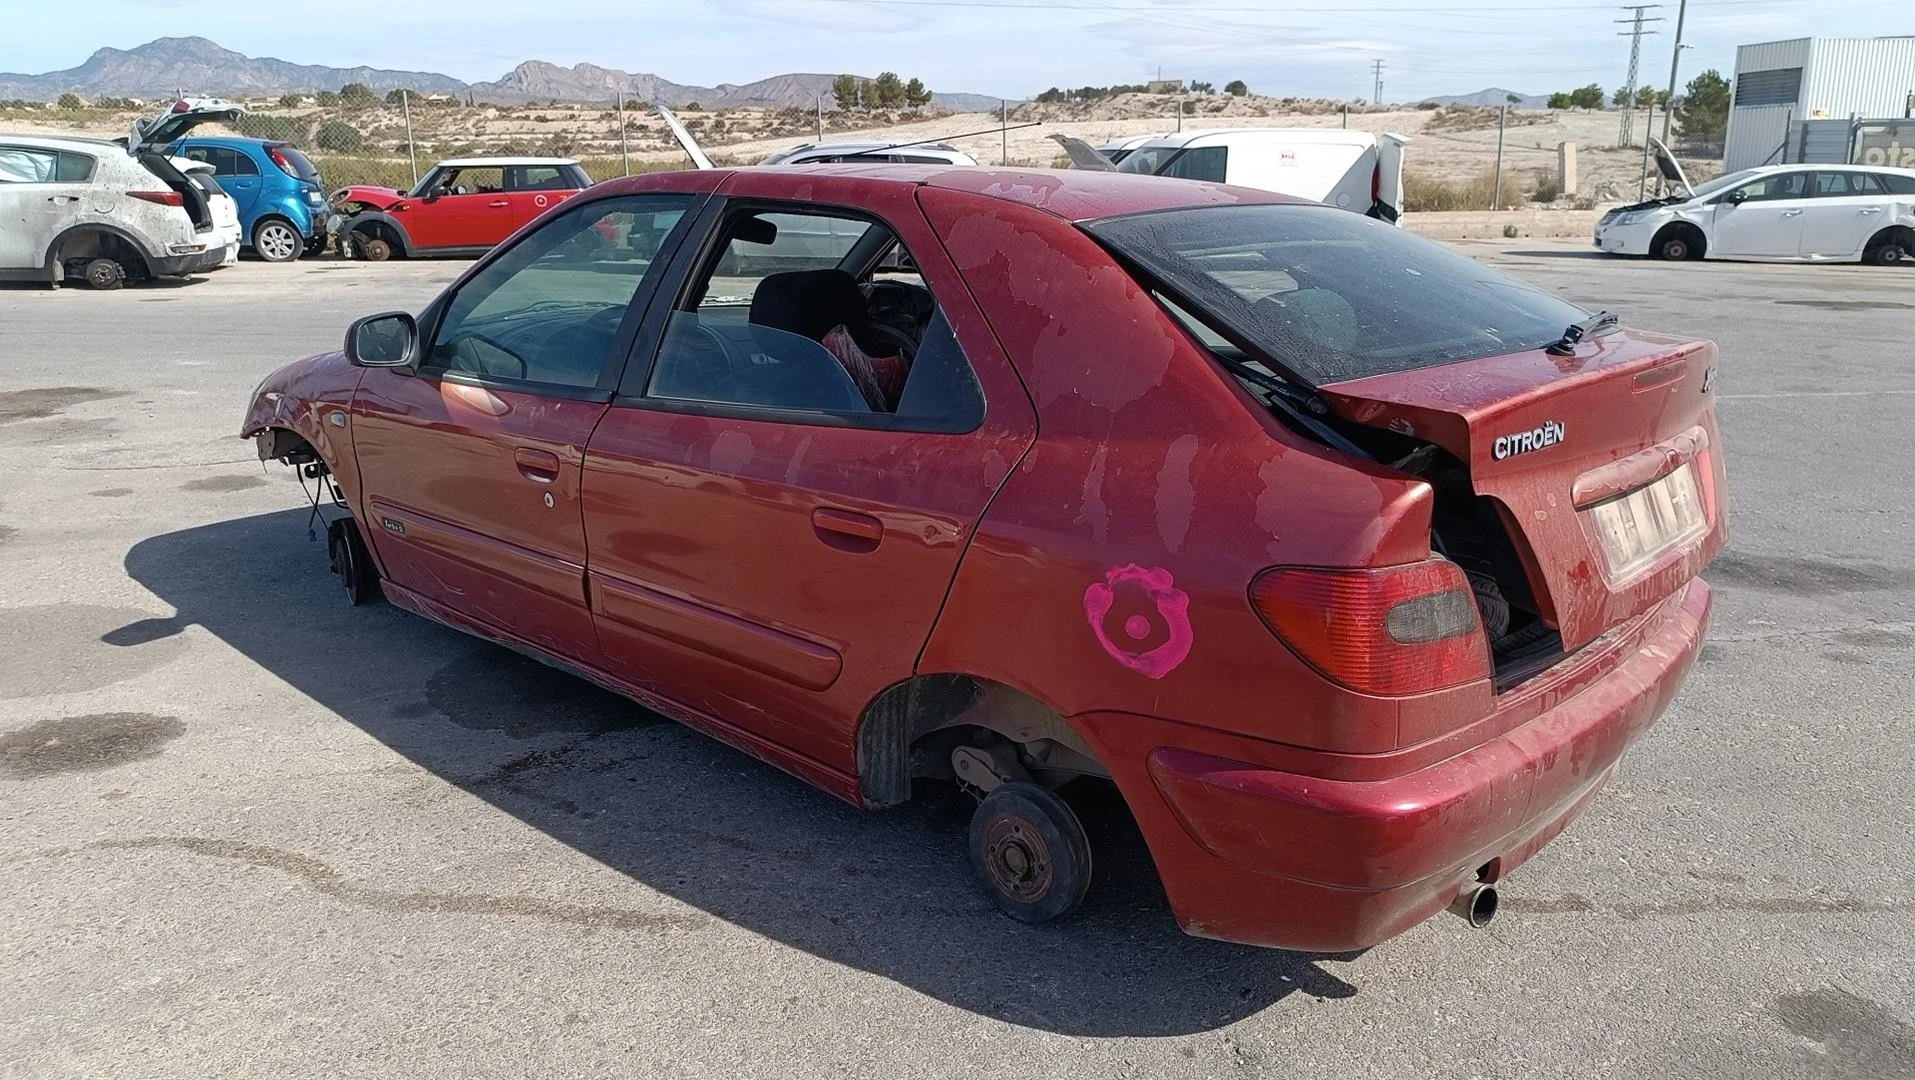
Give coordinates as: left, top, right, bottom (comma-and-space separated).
240, 350, 366, 504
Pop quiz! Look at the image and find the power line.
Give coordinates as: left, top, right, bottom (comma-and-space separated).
1372, 59, 1386, 104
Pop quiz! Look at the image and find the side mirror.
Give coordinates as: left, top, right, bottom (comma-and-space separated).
1727, 189, 1748, 204
346, 311, 417, 367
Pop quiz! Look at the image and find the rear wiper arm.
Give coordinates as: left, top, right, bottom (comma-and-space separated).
1545, 310, 1620, 355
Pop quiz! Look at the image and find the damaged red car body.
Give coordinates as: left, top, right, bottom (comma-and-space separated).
242, 165, 1726, 951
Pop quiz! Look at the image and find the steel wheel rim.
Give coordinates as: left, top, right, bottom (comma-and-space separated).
259, 223, 298, 260
981, 815, 1054, 903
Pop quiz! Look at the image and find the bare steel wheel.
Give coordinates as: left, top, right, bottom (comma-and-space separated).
358, 235, 393, 262
326, 518, 379, 606
1655, 232, 1694, 261
968, 781, 1092, 924
83, 258, 125, 290
253, 219, 302, 263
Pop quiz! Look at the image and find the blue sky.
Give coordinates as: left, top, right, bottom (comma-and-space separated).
2, 0, 1891, 101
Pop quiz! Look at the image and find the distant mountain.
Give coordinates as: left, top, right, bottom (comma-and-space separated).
0, 38, 1006, 112
0, 37, 464, 100
471, 63, 1006, 111
1419, 88, 1550, 109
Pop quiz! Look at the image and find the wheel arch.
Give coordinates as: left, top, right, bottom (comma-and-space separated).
1864, 223, 1915, 255
41, 223, 157, 282
344, 211, 413, 256
1650, 219, 1707, 260
854, 673, 1108, 808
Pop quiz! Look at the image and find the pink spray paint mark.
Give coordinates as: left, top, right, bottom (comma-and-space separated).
1083, 564, 1194, 680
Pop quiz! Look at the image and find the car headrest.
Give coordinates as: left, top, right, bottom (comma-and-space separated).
750, 269, 867, 342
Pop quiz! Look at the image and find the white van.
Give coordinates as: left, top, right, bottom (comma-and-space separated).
1116, 128, 1410, 222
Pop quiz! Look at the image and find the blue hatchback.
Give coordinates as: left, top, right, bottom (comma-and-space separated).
168, 137, 330, 261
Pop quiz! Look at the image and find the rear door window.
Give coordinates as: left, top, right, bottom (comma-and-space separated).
641, 205, 984, 428
1877, 172, 1915, 195
1812, 172, 1873, 196
0, 146, 60, 183
1085, 203, 1589, 386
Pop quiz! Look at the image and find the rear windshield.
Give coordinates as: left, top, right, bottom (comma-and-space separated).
1084, 203, 1589, 386
274, 145, 322, 182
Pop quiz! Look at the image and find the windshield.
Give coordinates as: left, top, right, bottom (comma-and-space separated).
1117, 145, 1180, 175
1086, 203, 1590, 387
1687, 168, 1759, 200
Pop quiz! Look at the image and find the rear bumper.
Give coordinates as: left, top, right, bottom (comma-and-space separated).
148, 246, 225, 277
1081, 578, 1711, 951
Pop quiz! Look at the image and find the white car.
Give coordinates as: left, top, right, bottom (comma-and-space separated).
0, 99, 240, 288
1596, 140, 1915, 265
760, 141, 978, 166
1097, 134, 1162, 165
178, 158, 242, 267
1115, 127, 1411, 222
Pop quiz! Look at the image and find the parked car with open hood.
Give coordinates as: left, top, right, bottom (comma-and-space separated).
1596, 139, 1915, 264
171, 135, 330, 261
0, 98, 241, 288
1116, 127, 1410, 222
242, 165, 1725, 951
330, 157, 592, 260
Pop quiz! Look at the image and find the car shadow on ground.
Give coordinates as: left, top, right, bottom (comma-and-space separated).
122, 508, 1362, 1037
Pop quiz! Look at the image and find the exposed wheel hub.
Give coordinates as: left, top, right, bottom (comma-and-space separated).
982, 816, 1053, 902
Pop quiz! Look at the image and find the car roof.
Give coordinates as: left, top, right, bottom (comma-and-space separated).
1137, 127, 1379, 149
786, 140, 963, 153
0, 132, 116, 153
173, 135, 288, 148
602, 165, 1301, 222
435, 156, 580, 167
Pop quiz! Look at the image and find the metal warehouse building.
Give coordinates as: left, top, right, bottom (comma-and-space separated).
1724, 37, 1915, 171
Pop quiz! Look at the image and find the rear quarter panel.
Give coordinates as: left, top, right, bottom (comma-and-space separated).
914, 188, 1450, 757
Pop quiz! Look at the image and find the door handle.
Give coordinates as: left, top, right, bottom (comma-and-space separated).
1859, 207, 1883, 214
45, 195, 80, 204
1781, 209, 1804, 217
812, 507, 883, 549
489, 199, 510, 208
514, 447, 561, 483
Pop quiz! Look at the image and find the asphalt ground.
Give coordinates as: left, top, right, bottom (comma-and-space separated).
2, 245, 1912, 1079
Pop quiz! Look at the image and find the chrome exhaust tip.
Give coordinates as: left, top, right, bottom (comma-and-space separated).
1449, 883, 1499, 928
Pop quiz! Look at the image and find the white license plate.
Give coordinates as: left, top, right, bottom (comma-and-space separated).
1591, 462, 1707, 578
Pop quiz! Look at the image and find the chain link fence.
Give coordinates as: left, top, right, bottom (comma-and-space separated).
222, 98, 841, 192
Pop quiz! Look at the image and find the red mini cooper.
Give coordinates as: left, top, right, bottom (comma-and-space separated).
329, 156, 592, 260
243, 165, 1725, 951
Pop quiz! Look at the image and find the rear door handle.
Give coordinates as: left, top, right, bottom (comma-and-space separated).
1781, 209, 1804, 217
812, 507, 883, 548
46, 195, 80, 204
489, 199, 510, 208
1860, 206, 1883, 214
514, 447, 561, 483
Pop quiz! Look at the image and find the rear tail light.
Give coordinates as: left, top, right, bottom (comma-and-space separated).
1372, 162, 1381, 207
1250, 560, 1491, 695
267, 146, 299, 177
127, 190, 185, 207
